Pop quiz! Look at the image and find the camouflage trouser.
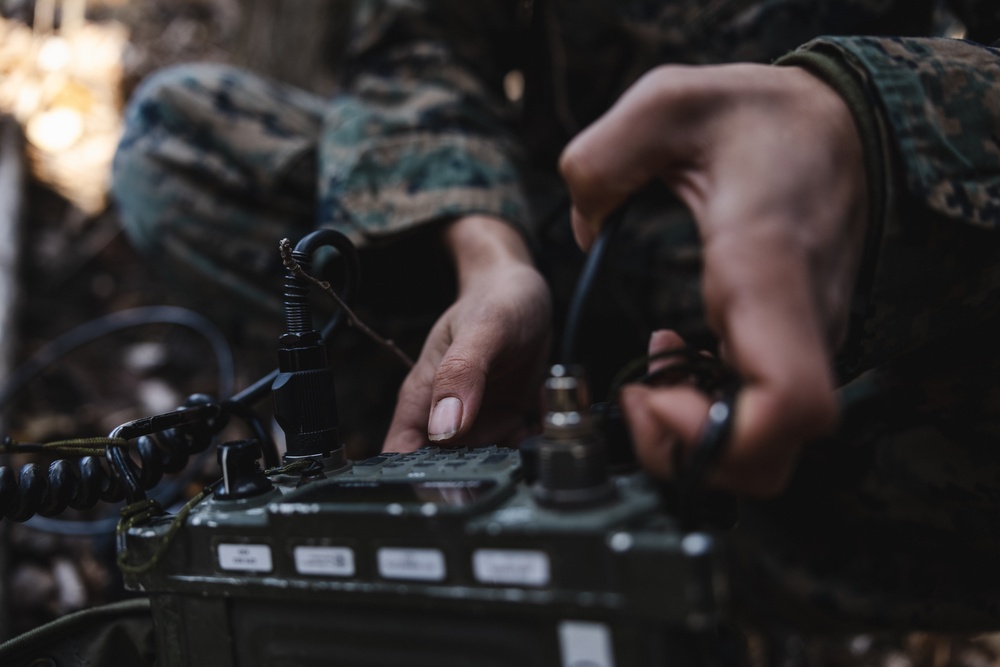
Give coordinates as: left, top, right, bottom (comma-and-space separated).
112, 64, 457, 455
113, 64, 1000, 634
113, 64, 323, 320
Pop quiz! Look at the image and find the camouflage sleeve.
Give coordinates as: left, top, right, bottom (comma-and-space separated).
778, 37, 1000, 376
317, 0, 530, 246
791, 37, 1000, 231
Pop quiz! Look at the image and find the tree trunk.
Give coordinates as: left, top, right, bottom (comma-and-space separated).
0, 114, 26, 642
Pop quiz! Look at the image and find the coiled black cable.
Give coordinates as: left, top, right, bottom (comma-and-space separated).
0, 307, 235, 534
2, 231, 360, 532
0, 398, 224, 525
0, 456, 118, 523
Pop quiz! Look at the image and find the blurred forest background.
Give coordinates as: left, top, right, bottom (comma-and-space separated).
0, 1, 996, 666
0, 0, 348, 644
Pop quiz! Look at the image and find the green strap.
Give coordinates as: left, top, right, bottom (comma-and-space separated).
0, 598, 152, 662
116, 488, 213, 576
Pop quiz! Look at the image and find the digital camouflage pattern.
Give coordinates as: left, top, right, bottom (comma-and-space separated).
736, 32, 1000, 633
111, 0, 1000, 634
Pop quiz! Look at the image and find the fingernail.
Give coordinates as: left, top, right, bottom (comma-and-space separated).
428, 397, 463, 441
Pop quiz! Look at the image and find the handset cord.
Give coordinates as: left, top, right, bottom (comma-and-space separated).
0, 231, 361, 533
559, 207, 627, 366
557, 202, 739, 528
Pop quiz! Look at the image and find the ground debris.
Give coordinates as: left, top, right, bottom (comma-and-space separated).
0, 0, 245, 645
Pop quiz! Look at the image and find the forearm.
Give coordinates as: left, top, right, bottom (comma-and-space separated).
778, 36, 1000, 376
443, 215, 536, 291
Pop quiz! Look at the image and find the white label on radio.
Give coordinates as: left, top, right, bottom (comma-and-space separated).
558, 621, 616, 667
294, 546, 355, 577
217, 543, 273, 572
377, 547, 446, 581
473, 549, 550, 586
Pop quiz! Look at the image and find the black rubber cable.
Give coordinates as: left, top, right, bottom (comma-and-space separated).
8, 231, 359, 534
229, 229, 360, 408
557, 202, 740, 528
0, 305, 235, 410
559, 207, 627, 366
0, 306, 234, 535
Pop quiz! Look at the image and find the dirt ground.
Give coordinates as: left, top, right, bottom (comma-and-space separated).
0, 1, 999, 666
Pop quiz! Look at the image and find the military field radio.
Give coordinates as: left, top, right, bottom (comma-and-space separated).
0, 225, 733, 667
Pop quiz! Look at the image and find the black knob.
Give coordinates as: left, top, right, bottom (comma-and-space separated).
215, 440, 273, 500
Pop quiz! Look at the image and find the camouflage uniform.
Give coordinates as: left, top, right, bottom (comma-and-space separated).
112, 0, 1000, 634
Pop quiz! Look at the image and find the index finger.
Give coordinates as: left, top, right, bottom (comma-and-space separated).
559, 75, 675, 250
699, 220, 838, 493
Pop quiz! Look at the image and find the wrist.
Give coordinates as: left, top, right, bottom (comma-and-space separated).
443, 215, 535, 289
774, 54, 882, 231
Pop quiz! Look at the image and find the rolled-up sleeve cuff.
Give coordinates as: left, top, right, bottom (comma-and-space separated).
318, 100, 530, 246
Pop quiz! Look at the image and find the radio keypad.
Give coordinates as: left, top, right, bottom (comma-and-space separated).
352, 446, 517, 477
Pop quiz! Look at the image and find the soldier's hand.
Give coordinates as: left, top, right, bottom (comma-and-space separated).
560, 64, 869, 496
382, 215, 551, 453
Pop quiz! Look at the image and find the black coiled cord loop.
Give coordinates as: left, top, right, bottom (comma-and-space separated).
0, 455, 121, 522
0, 433, 133, 523
0, 396, 225, 522
284, 229, 360, 337
106, 397, 224, 505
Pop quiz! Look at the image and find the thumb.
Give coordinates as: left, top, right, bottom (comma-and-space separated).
426, 336, 490, 443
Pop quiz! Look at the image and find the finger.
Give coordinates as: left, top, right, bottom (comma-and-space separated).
383, 360, 437, 453
647, 329, 686, 375
425, 328, 498, 443
619, 384, 709, 479
560, 71, 680, 251
697, 224, 837, 494
624, 231, 838, 495
619, 237, 838, 495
